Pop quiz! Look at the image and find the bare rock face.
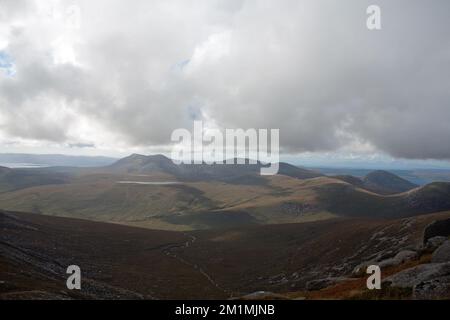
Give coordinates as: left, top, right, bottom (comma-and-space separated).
383, 262, 450, 289
352, 250, 418, 276
432, 240, 450, 263
378, 250, 418, 268
424, 236, 447, 251
413, 276, 450, 299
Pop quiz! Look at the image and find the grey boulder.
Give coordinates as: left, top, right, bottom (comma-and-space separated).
383, 262, 450, 288
424, 236, 447, 251
432, 240, 450, 263
413, 275, 450, 299
378, 250, 418, 268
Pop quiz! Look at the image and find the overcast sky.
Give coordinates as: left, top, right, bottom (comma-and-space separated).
0, 0, 449, 166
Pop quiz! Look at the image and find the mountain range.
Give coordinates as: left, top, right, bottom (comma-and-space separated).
0, 154, 450, 231
1, 153, 450, 300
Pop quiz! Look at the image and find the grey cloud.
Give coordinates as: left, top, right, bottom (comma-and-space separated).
0, 0, 449, 159
69, 142, 95, 148
0, 0, 33, 22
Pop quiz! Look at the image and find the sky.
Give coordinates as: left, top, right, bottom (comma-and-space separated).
0, 0, 450, 168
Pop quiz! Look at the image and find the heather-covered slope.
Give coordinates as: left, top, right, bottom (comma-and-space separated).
2, 210, 449, 299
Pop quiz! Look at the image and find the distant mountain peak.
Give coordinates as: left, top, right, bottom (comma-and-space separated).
129, 153, 145, 158
364, 170, 416, 184
146, 154, 172, 162
332, 170, 418, 195
363, 170, 417, 194
121, 153, 171, 161
366, 170, 401, 178
107, 154, 322, 182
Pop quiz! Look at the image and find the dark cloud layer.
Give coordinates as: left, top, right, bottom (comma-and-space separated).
0, 0, 449, 159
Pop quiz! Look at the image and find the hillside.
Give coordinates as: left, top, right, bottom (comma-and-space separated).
318, 167, 450, 185
2, 210, 449, 299
0, 167, 70, 193
364, 170, 418, 194
107, 154, 323, 183
315, 181, 450, 219
0, 155, 449, 231
333, 170, 418, 195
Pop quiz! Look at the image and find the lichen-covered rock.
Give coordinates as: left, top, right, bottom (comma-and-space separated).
425, 236, 447, 251
432, 240, 450, 263
352, 250, 418, 276
413, 276, 450, 299
378, 250, 418, 268
383, 262, 450, 288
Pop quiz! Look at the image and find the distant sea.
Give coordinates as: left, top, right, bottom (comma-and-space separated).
0, 163, 49, 168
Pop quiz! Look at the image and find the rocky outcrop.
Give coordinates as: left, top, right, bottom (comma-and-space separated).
383, 262, 450, 288
413, 276, 450, 299
352, 250, 418, 276
424, 236, 447, 252
378, 250, 418, 268
432, 240, 450, 263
